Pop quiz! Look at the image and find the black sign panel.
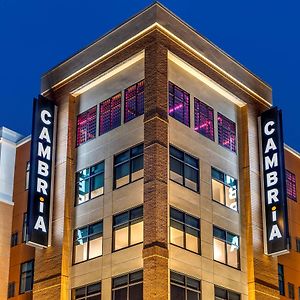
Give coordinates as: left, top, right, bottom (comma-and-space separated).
27, 96, 56, 248
259, 107, 289, 256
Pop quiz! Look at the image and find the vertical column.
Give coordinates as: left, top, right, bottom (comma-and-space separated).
239, 104, 280, 299
33, 96, 75, 299
143, 38, 169, 300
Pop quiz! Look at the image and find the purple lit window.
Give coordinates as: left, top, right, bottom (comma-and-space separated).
168, 82, 190, 126
99, 93, 121, 135
194, 98, 214, 141
286, 170, 297, 201
217, 113, 236, 153
76, 106, 97, 146
124, 80, 144, 123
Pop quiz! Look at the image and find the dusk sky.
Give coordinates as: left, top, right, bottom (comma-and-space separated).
0, 0, 299, 151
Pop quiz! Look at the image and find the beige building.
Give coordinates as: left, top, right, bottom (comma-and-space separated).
4, 2, 300, 300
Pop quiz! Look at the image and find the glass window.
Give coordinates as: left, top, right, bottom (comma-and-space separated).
170, 146, 199, 192
296, 238, 300, 252
8, 282, 15, 298
212, 168, 238, 211
22, 213, 28, 243
170, 208, 200, 254
25, 161, 30, 190
170, 271, 201, 300
113, 206, 143, 251
286, 170, 297, 201
99, 92, 122, 135
169, 82, 190, 127
124, 80, 144, 123
73, 282, 101, 300
194, 98, 214, 141
114, 144, 144, 189
20, 260, 34, 293
76, 106, 97, 146
278, 264, 285, 296
215, 286, 240, 300
217, 113, 236, 153
213, 227, 240, 269
11, 232, 18, 247
112, 270, 143, 300
75, 161, 104, 205
288, 283, 295, 299
73, 221, 103, 264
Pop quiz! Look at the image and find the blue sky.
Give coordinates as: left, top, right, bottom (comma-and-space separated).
0, 0, 299, 151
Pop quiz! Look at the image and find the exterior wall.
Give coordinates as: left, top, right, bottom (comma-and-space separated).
278, 149, 300, 299
9, 139, 35, 300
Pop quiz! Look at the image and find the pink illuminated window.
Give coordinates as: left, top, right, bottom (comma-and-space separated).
286, 170, 297, 201
124, 80, 144, 123
217, 113, 236, 153
194, 98, 214, 141
169, 82, 190, 127
99, 93, 121, 135
76, 106, 97, 146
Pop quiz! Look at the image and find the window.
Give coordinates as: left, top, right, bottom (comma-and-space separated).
113, 206, 143, 251
75, 161, 104, 205
170, 271, 201, 300
11, 232, 18, 247
170, 146, 199, 192
20, 260, 34, 293
169, 82, 190, 126
22, 213, 28, 243
73, 221, 103, 264
215, 286, 240, 300
73, 282, 101, 300
278, 264, 285, 295
25, 161, 30, 190
212, 168, 238, 211
296, 238, 300, 252
124, 80, 144, 123
8, 282, 15, 298
288, 283, 295, 299
76, 106, 97, 146
112, 270, 143, 300
194, 98, 214, 141
114, 144, 143, 189
213, 227, 240, 269
217, 113, 236, 153
99, 93, 121, 135
170, 208, 200, 254
286, 170, 297, 201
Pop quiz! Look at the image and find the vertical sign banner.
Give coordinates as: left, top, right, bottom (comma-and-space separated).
26, 95, 57, 248
258, 107, 289, 256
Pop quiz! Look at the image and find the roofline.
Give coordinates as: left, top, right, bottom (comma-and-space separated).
285, 144, 300, 159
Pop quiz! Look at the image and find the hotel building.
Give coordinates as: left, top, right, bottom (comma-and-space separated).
1, 3, 299, 300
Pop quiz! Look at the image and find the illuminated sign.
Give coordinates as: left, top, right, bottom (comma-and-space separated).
26, 96, 56, 248
258, 107, 289, 256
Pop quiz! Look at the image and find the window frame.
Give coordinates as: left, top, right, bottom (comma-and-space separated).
112, 206, 143, 252
19, 260, 34, 294
11, 232, 18, 247
170, 270, 201, 300
124, 79, 144, 123
25, 161, 30, 190
112, 269, 143, 300
22, 212, 28, 243
296, 238, 300, 252
214, 285, 241, 300
211, 167, 238, 212
169, 145, 200, 193
286, 170, 297, 201
213, 226, 240, 269
76, 106, 97, 147
170, 207, 201, 254
194, 98, 215, 141
168, 81, 190, 127
8, 282, 15, 298
99, 92, 122, 136
73, 221, 103, 265
288, 282, 295, 299
72, 281, 101, 300
113, 143, 144, 190
75, 161, 105, 206
278, 263, 285, 296
217, 112, 237, 153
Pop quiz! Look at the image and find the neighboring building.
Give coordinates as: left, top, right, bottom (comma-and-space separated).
2, 2, 300, 300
